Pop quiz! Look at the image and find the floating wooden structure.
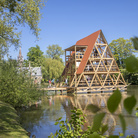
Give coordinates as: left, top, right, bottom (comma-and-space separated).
62, 30, 127, 93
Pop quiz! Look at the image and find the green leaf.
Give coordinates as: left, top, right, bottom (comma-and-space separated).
124, 95, 137, 114
107, 89, 122, 113
108, 135, 119, 138
86, 104, 101, 113
56, 117, 62, 121
119, 114, 126, 134
135, 107, 138, 111
54, 122, 59, 125
92, 112, 105, 132
125, 56, 138, 73
119, 133, 124, 137
131, 37, 138, 50
88, 132, 102, 138
60, 121, 64, 124
101, 124, 108, 134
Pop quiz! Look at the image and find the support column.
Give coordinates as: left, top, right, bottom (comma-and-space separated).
65, 50, 66, 65
75, 46, 76, 88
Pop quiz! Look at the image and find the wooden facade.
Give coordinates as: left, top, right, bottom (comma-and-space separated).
62, 30, 127, 93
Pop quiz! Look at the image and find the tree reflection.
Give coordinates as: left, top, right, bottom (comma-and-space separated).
19, 96, 65, 132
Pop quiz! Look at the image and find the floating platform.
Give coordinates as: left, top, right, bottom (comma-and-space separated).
40, 85, 127, 94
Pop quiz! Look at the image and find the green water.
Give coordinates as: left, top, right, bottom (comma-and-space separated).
19, 86, 138, 138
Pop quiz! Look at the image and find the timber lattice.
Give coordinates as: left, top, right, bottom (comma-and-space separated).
61, 30, 127, 93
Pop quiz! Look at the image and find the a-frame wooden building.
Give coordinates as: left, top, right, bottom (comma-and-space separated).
62, 30, 127, 93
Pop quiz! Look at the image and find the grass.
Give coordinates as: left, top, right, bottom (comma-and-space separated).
0, 101, 29, 138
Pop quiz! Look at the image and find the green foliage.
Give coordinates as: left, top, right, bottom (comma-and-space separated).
88, 132, 102, 138
41, 58, 64, 81
119, 114, 126, 134
91, 113, 105, 132
109, 38, 134, 67
125, 56, 138, 73
23, 59, 29, 67
0, 101, 28, 137
0, 0, 44, 57
26, 44, 64, 82
27, 45, 44, 67
100, 124, 108, 135
123, 37, 138, 84
107, 89, 122, 113
131, 37, 138, 50
124, 95, 137, 114
0, 60, 41, 107
120, 69, 138, 85
108, 136, 119, 138
46, 45, 64, 62
126, 135, 135, 138
86, 104, 101, 113
49, 107, 87, 138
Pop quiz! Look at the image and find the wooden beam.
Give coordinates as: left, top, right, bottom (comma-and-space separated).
96, 43, 107, 46
75, 46, 76, 87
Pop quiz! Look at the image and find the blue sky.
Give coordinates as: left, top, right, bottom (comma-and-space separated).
9, 0, 138, 60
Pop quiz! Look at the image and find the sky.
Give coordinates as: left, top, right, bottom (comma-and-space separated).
9, 0, 138, 60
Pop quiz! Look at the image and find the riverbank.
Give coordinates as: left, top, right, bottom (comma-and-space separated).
0, 101, 29, 138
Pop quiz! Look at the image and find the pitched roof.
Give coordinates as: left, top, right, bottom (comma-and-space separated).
76, 30, 101, 74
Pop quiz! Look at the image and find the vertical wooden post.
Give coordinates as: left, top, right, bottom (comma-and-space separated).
75, 46, 76, 88
55, 90, 57, 95
65, 50, 66, 65
60, 90, 63, 95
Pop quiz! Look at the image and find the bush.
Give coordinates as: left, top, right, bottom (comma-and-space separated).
0, 60, 41, 108
120, 69, 138, 85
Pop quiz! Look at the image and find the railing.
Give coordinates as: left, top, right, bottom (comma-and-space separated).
76, 52, 85, 59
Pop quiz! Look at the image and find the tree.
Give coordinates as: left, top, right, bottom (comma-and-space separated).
46, 44, 64, 62
0, 0, 44, 58
131, 37, 138, 50
109, 38, 134, 67
0, 59, 41, 107
41, 58, 64, 81
27, 45, 44, 67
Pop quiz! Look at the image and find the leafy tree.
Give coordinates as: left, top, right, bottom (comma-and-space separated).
0, 0, 44, 58
0, 60, 41, 107
124, 37, 138, 84
120, 68, 138, 85
23, 59, 29, 67
46, 45, 64, 62
27, 45, 44, 67
41, 58, 64, 81
131, 37, 138, 50
109, 38, 134, 67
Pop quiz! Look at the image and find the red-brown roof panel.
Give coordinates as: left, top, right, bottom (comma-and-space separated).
76, 30, 101, 74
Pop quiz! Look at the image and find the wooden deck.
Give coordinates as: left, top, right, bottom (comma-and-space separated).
39, 85, 127, 93
40, 87, 67, 91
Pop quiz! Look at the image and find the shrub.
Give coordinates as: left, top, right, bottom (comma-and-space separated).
0, 60, 41, 108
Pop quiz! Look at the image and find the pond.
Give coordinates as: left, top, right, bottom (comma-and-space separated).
19, 86, 138, 138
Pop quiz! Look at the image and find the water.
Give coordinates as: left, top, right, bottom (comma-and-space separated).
19, 86, 138, 138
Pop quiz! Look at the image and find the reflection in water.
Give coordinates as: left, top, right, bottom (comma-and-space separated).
19, 86, 138, 138
57, 93, 128, 136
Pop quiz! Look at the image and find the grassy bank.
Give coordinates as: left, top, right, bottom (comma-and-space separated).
0, 101, 29, 138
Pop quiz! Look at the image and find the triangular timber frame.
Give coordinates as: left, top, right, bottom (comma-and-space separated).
62, 30, 127, 93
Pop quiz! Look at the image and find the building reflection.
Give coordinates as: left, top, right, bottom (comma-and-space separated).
54, 92, 128, 135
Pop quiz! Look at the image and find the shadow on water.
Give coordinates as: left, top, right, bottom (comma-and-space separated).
19, 86, 138, 138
